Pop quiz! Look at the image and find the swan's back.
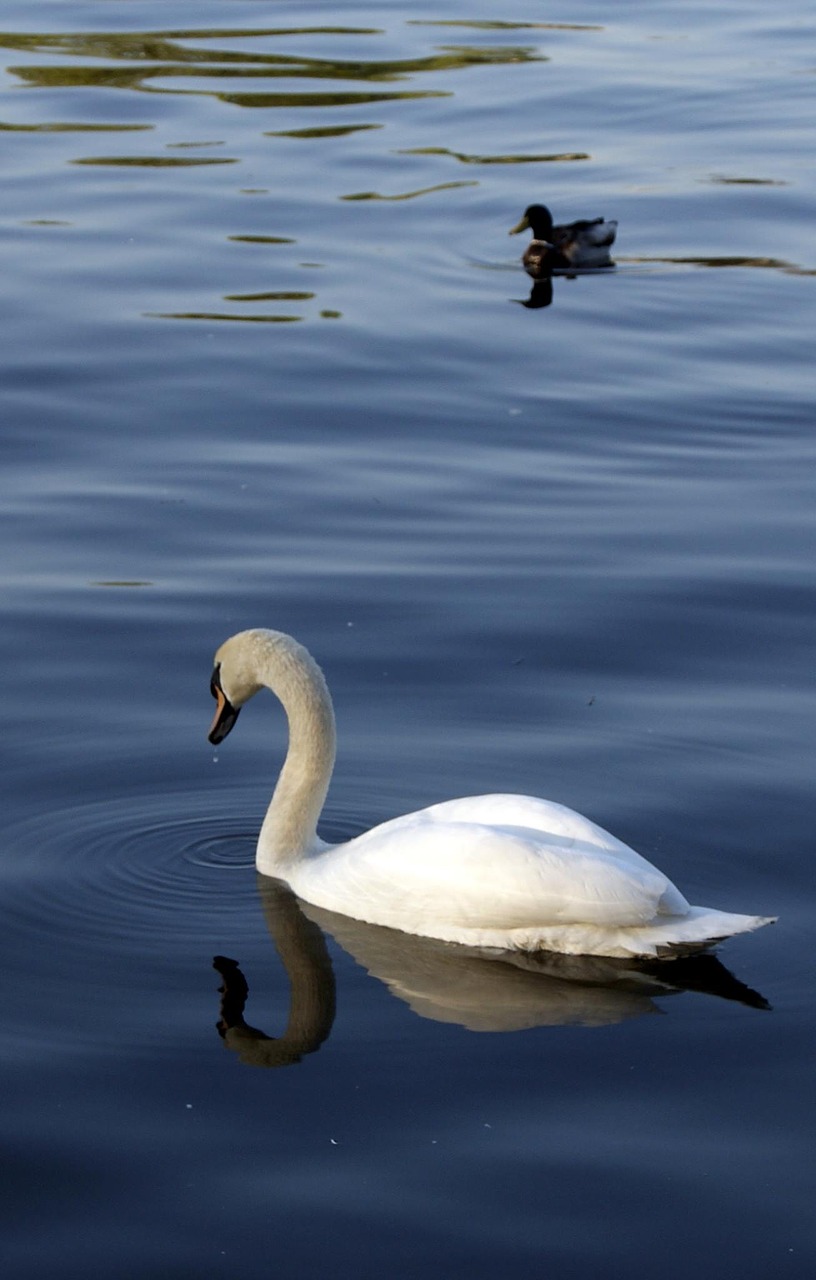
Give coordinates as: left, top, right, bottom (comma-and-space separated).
284, 792, 699, 953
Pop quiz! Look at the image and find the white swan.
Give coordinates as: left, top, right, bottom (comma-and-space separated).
208, 629, 775, 960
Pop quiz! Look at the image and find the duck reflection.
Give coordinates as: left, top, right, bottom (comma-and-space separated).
515, 270, 620, 309
516, 278, 554, 309
212, 880, 769, 1066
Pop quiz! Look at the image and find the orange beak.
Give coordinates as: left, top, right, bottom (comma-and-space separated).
208, 666, 240, 744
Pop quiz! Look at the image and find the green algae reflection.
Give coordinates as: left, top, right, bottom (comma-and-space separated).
228, 235, 296, 245
340, 180, 478, 202
398, 146, 589, 165
408, 20, 603, 31
623, 254, 816, 277
223, 291, 315, 302
148, 311, 304, 323
0, 120, 151, 133
3, 28, 544, 102
72, 156, 237, 167
265, 123, 383, 139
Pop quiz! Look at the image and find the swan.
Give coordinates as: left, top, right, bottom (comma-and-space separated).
208, 629, 775, 960
509, 203, 617, 274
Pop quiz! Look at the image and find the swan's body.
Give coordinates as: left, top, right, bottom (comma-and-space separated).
510, 203, 617, 275
208, 629, 774, 960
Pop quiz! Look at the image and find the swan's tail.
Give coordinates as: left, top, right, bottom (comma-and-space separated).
506, 907, 776, 960
598, 907, 777, 960
645, 906, 777, 959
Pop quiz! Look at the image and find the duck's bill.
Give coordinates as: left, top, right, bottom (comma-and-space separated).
509, 214, 530, 235
208, 666, 240, 744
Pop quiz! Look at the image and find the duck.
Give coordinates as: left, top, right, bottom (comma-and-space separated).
208, 628, 775, 960
509, 203, 617, 275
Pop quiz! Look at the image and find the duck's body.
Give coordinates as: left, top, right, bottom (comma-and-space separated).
510, 203, 617, 275
208, 629, 774, 960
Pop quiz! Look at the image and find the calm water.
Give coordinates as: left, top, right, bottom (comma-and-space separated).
2, 1, 814, 1276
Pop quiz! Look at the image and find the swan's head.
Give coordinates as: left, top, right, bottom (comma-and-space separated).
208, 630, 266, 745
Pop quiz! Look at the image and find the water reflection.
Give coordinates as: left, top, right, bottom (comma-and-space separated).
214, 881, 336, 1068
213, 881, 770, 1067
266, 122, 383, 139
0, 120, 151, 133
149, 310, 303, 323
516, 279, 554, 309
227, 235, 295, 244
397, 146, 589, 165
706, 175, 788, 186
622, 254, 816, 276
408, 21, 604, 32
72, 155, 237, 167
2, 18, 571, 326
3, 28, 543, 101
513, 275, 615, 309
223, 290, 315, 302
340, 180, 477, 202
513, 249, 816, 306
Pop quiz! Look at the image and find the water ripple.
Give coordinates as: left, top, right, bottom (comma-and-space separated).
0, 787, 374, 1059
2, 790, 262, 960
3, 789, 375, 958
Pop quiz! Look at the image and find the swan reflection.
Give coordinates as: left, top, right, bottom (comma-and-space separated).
213, 879, 335, 1068
212, 880, 769, 1066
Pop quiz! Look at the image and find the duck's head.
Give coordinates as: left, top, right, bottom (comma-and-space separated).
509, 204, 554, 241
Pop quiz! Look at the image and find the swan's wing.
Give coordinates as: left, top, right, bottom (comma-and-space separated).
423, 796, 687, 916
293, 816, 678, 935
420, 794, 638, 859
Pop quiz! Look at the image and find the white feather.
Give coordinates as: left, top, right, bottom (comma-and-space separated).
210, 629, 776, 960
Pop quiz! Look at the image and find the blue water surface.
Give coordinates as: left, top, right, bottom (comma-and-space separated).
1, 2, 814, 1277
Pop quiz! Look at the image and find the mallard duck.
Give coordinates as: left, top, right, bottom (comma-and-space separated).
509, 203, 617, 276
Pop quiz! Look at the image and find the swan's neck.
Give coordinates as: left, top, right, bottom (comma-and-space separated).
254, 634, 336, 875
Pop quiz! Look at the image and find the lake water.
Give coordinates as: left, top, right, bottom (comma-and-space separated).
2, 1, 814, 1276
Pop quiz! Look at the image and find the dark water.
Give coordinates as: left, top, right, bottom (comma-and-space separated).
2, 2, 814, 1276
